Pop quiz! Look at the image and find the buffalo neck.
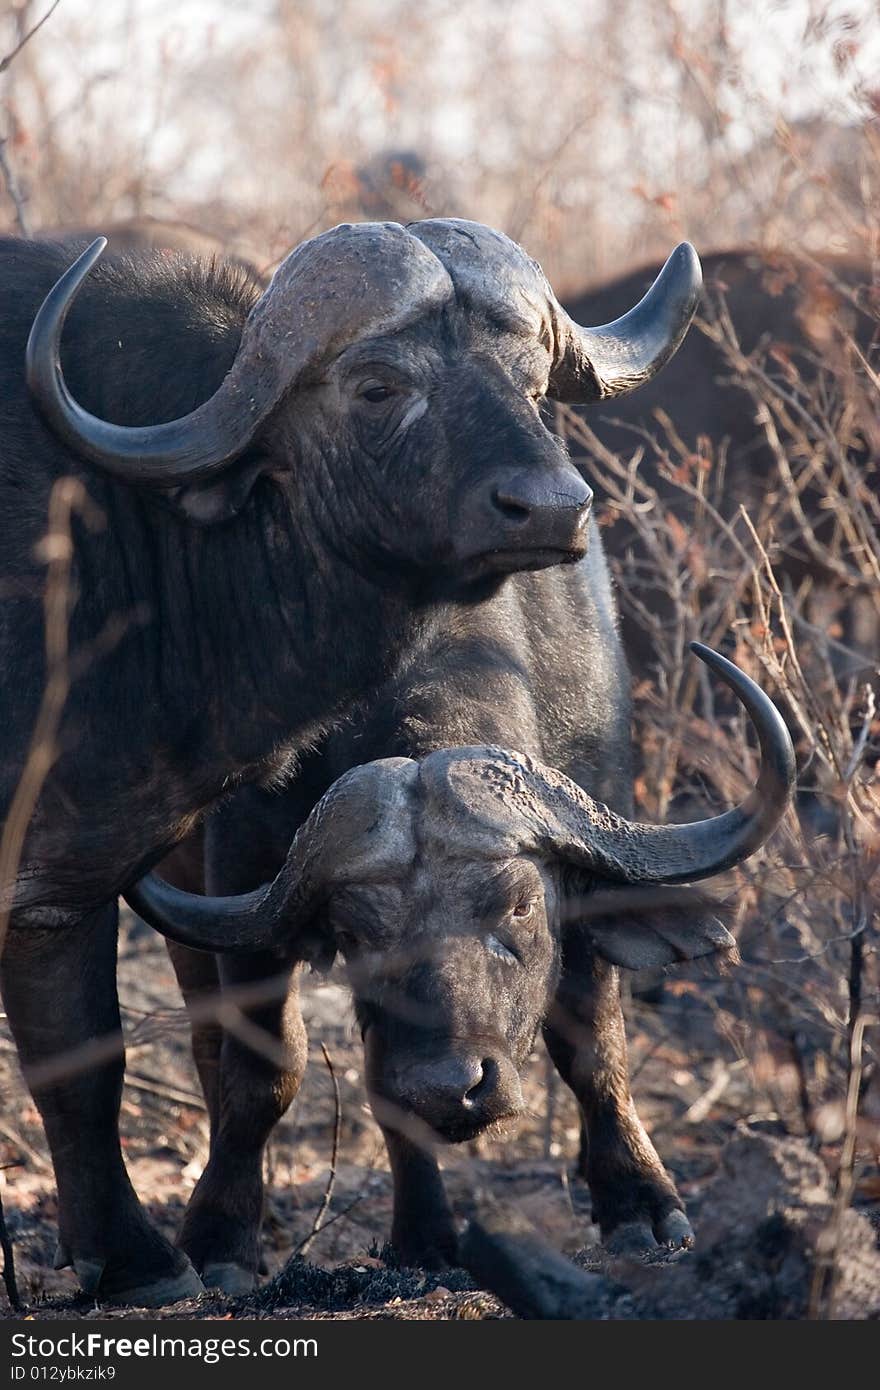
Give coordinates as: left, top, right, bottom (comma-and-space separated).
93, 473, 434, 791
12, 470, 437, 913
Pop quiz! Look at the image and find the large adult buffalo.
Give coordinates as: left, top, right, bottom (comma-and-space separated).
0, 220, 700, 1305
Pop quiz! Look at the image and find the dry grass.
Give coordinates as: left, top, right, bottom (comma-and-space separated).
556, 227, 879, 1321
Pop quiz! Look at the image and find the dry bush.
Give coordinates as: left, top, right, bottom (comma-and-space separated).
1, 1, 879, 281
556, 220, 879, 1294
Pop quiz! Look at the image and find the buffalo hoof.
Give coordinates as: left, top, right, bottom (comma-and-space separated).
391, 1234, 458, 1271
201, 1262, 256, 1295
603, 1220, 657, 1255
604, 1210, 694, 1256
655, 1209, 695, 1250
95, 1260, 206, 1308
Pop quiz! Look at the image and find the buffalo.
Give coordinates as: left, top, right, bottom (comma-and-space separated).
137, 625, 792, 1291
35, 216, 254, 267
562, 248, 879, 681
0, 219, 700, 1304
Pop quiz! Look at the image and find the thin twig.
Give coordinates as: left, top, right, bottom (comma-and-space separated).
290, 1193, 365, 1261
296, 1042, 341, 1259
0, 0, 64, 75
124, 1072, 207, 1111
0, 137, 29, 235
543, 1048, 556, 1159
0, 0, 65, 236
809, 1013, 878, 1319
0, 1117, 50, 1174
20, 971, 292, 1091
0, 481, 105, 959
0, 1190, 21, 1310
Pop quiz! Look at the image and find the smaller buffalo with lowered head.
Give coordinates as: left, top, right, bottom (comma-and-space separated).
132, 643, 794, 1272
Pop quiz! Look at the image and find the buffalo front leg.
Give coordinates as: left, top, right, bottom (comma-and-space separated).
363, 1029, 457, 1269
0, 908, 202, 1305
543, 941, 693, 1252
379, 1125, 458, 1270
177, 952, 306, 1294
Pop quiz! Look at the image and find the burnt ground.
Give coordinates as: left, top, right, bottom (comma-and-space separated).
1, 908, 878, 1321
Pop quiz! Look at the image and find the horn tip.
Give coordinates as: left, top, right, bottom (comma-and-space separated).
84, 235, 108, 263
61, 237, 107, 285
689, 639, 717, 663
670, 241, 702, 292
689, 641, 797, 789
689, 641, 744, 687
689, 640, 743, 686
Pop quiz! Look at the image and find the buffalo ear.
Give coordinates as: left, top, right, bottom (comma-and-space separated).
163, 454, 271, 525
564, 882, 738, 970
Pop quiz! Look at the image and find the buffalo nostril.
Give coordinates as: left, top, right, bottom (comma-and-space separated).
464, 1057, 499, 1108
491, 488, 531, 523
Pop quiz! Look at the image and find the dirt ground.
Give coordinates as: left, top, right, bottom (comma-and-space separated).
2, 908, 878, 1321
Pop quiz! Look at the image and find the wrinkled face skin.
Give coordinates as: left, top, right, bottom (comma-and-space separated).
329, 853, 561, 1143
267, 308, 592, 593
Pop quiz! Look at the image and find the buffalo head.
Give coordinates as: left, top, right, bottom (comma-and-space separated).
129, 643, 794, 1144
26, 219, 700, 585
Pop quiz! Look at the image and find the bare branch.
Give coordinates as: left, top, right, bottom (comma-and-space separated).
0, 1, 64, 76
296, 1043, 341, 1259
0, 1194, 20, 1309
0, 135, 29, 235
0, 1, 64, 235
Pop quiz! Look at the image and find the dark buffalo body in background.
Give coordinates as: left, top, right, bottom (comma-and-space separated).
560, 249, 878, 679
566, 249, 869, 490
0, 221, 699, 1305
35, 217, 258, 272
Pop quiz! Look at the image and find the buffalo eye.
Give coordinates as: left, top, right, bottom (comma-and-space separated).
512, 898, 534, 919
359, 382, 395, 404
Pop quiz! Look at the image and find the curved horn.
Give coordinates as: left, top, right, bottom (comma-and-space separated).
427, 643, 794, 884
124, 759, 418, 953
542, 640, 794, 880
550, 242, 703, 403
124, 874, 277, 955
26, 224, 453, 486
407, 219, 700, 406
